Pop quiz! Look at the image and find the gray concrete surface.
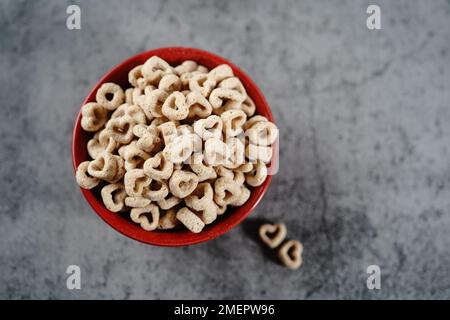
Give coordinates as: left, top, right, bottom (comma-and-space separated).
1, 0, 449, 299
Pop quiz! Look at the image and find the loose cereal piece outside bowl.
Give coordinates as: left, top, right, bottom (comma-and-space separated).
72, 47, 277, 246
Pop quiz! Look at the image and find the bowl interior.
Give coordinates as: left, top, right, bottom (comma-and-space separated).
72, 47, 276, 246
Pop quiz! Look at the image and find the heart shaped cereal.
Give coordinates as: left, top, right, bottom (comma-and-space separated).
169, 170, 199, 198
278, 240, 303, 270
143, 151, 174, 181
186, 91, 212, 118
193, 115, 223, 141
189, 73, 216, 97
162, 91, 189, 121
258, 223, 287, 249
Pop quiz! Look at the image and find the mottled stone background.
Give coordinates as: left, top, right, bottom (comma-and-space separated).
1, 0, 449, 299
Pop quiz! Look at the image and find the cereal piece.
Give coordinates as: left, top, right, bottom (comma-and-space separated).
124, 169, 151, 197
235, 162, 253, 173
216, 167, 245, 185
278, 240, 303, 270
209, 88, 244, 111
147, 129, 165, 154
157, 195, 181, 210
94, 136, 117, 159
208, 64, 234, 82
189, 73, 216, 97
234, 171, 246, 185
96, 82, 124, 111
158, 121, 178, 145
164, 134, 201, 164
221, 109, 247, 137
196, 65, 209, 73
259, 223, 287, 249
224, 137, 245, 169
110, 103, 128, 119
213, 176, 241, 207
124, 196, 151, 208
128, 65, 149, 89
87, 152, 118, 182
86, 139, 123, 183
240, 96, 256, 117
150, 117, 167, 127
133, 87, 157, 111
162, 91, 189, 121
111, 103, 146, 125
245, 160, 267, 187
204, 138, 230, 166
190, 154, 217, 182
186, 91, 212, 118
143, 85, 157, 95
107, 155, 126, 183
247, 121, 278, 146
87, 130, 111, 159
158, 208, 180, 230
176, 207, 205, 233
133, 124, 160, 153
87, 138, 105, 160
105, 115, 135, 144
173, 163, 183, 171
158, 74, 181, 93
215, 165, 234, 178
81, 102, 108, 132
143, 180, 169, 201
129, 88, 145, 107
100, 128, 113, 146
143, 151, 174, 181
118, 141, 150, 170
179, 70, 203, 88
130, 203, 160, 231
76, 161, 100, 189
218, 77, 247, 98
243, 115, 268, 131
169, 170, 199, 198
103, 136, 118, 153
193, 115, 223, 141
141, 86, 157, 111
143, 89, 168, 118
197, 203, 217, 224
215, 202, 227, 215
101, 183, 127, 212
185, 182, 214, 208
125, 88, 134, 104
174, 60, 198, 76
177, 124, 194, 135
185, 183, 217, 224
141, 56, 173, 84
246, 144, 273, 163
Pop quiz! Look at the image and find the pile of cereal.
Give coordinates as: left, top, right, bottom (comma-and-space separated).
76, 56, 278, 233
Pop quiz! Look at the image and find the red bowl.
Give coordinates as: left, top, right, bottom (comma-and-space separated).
72, 47, 277, 246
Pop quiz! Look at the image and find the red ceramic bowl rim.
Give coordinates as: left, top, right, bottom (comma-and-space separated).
72, 47, 277, 247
